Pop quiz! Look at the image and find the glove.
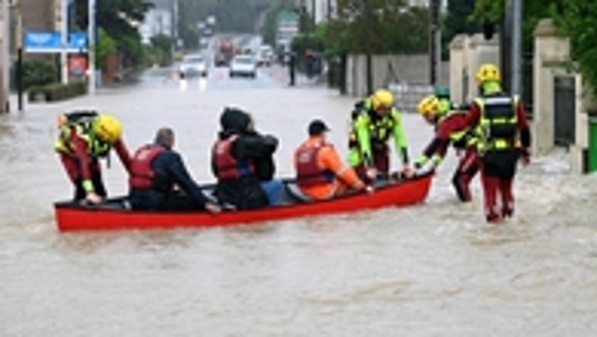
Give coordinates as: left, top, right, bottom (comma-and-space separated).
400, 165, 414, 179
366, 167, 378, 180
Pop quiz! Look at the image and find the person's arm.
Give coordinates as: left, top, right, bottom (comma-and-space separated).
515, 100, 531, 164
320, 146, 365, 190
70, 129, 94, 193
391, 111, 410, 166
112, 139, 131, 173
516, 101, 531, 149
416, 136, 449, 169
237, 134, 278, 159
354, 114, 374, 167
165, 152, 211, 208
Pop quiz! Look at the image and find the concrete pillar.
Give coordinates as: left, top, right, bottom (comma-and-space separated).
532, 19, 570, 156
465, 33, 499, 102
0, 0, 8, 113
449, 34, 466, 105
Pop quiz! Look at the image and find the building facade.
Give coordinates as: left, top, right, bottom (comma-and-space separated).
139, 0, 176, 45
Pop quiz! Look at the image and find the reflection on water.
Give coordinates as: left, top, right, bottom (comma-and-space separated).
2, 73, 597, 336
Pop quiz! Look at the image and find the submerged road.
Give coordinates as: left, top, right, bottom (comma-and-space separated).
1, 63, 596, 336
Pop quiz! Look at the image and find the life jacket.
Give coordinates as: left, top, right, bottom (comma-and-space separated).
129, 144, 165, 190
54, 110, 111, 157
475, 93, 519, 152
350, 99, 398, 146
212, 135, 255, 180
295, 142, 334, 186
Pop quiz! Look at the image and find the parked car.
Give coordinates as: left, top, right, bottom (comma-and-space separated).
229, 55, 257, 78
179, 54, 208, 77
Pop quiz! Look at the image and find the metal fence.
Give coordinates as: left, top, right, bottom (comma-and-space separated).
387, 82, 434, 113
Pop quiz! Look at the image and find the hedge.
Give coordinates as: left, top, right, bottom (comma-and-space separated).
28, 81, 88, 103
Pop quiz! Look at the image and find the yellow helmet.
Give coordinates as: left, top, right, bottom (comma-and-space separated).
417, 95, 441, 119
475, 63, 501, 84
93, 114, 122, 144
370, 89, 395, 111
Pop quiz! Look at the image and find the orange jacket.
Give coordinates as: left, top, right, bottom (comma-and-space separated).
294, 136, 365, 199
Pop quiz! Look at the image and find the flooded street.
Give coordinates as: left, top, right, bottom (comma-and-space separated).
1, 65, 597, 336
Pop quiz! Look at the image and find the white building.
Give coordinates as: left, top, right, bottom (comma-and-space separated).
139, 0, 175, 45
302, 0, 337, 25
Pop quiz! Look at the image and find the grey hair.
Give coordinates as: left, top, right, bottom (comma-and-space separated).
154, 127, 175, 148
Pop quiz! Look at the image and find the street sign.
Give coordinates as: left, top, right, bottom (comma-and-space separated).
25, 31, 88, 53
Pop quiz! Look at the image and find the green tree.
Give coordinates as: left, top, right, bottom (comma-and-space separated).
445, 0, 478, 38
326, 0, 427, 54
74, 0, 152, 65
551, 1, 597, 96
95, 28, 117, 69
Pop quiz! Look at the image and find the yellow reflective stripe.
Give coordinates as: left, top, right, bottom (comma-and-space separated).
82, 180, 94, 192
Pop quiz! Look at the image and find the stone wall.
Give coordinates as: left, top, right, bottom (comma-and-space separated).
449, 33, 499, 105
533, 18, 591, 173
344, 53, 450, 98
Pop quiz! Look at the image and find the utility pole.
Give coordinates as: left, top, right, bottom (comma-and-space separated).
363, 0, 373, 95
510, 0, 522, 95
87, 0, 96, 95
15, 0, 23, 111
61, 0, 69, 84
327, 0, 331, 20
0, 0, 9, 113
429, 0, 441, 85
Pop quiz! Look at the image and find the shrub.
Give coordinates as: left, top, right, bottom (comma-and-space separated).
28, 81, 87, 103
23, 60, 59, 90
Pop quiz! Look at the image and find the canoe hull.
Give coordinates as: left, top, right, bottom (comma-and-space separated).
55, 173, 432, 231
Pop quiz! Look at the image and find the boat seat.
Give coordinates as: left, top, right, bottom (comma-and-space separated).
284, 183, 314, 203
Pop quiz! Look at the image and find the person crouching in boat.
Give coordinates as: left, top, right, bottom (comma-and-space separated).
294, 119, 373, 200
414, 94, 481, 202
128, 127, 221, 213
348, 89, 414, 183
55, 111, 131, 204
211, 107, 284, 210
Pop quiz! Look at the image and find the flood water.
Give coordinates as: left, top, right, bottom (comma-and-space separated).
1, 65, 596, 336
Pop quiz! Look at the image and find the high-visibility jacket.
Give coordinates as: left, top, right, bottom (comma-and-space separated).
349, 98, 409, 167
55, 111, 111, 158
474, 93, 519, 153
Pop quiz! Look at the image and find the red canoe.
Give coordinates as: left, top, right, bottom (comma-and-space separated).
54, 173, 433, 232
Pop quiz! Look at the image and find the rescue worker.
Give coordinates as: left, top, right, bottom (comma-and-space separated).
128, 127, 221, 213
453, 63, 531, 223
415, 95, 480, 202
349, 88, 413, 181
55, 111, 131, 204
434, 85, 453, 116
211, 107, 284, 209
294, 119, 373, 200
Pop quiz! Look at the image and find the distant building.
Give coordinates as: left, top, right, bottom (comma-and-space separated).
139, 0, 176, 45
301, 0, 337, 25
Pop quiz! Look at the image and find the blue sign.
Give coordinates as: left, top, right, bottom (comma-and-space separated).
69, 32, 88, 51
25, 30, 88, 53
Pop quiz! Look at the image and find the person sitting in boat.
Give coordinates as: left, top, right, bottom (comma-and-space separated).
128, 127, 221, 213
211, 107, 284, 209
55, 111, 131, 204
348, 89, 414, 182
415, 94, 481, 202
294, 119, 373, 200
